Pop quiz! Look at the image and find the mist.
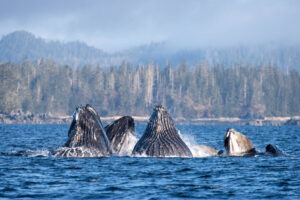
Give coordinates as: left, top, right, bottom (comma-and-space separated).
0, 0, 300, 52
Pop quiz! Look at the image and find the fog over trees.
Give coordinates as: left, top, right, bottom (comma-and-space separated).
1, 31, 300, 72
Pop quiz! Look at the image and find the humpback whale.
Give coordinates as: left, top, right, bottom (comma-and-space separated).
224, 128, 257, 156
54, 104, 112, 157
105, 116, 138, 155
221, 129, 289, 157
132, 105, 192, 157
265, 144, 286, 156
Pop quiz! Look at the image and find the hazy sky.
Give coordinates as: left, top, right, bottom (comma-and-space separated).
0, 0, 299, 52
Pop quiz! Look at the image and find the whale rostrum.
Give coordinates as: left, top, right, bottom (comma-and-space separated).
222, 128, 289, 157
132, 105, 193, 157
54, 104, 112, 157
224, 128, 257, 156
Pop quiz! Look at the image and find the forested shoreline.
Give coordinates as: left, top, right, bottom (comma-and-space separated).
0, 59, 299, 119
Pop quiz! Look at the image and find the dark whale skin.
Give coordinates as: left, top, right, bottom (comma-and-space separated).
265, 144, 285, 156
105, 116, 136, 155
132, 105, 192, 157
54, 104, 112, 157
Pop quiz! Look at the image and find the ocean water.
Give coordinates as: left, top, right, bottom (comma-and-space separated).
0, 124, 299, 199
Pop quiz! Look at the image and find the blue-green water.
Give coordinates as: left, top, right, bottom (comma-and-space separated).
0, 124, 299, 199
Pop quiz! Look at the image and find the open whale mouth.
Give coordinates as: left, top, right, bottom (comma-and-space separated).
56, 104, 112, 157
224, 134, 230, 153
224, 128, 234, 154
224, 128, 245, 155
105, 116, 137, 155
224, 128, 249, 155
223, 128, 257, 156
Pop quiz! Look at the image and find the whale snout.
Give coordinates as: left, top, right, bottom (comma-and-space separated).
266, 144, 276, 153
133, 105, 192, 157
265, 144, 285, 156
224, 128, 256, 156
56, 104, 112, 157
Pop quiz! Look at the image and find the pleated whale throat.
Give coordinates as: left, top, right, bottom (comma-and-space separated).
132, 105, 193, 157
54, 104, 112, 157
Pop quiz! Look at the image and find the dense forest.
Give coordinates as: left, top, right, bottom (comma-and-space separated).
1, 59, 299, 118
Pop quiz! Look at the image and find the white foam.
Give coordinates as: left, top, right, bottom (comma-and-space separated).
178, 130, 217, 157
132, 152, 187, 158
117, 132, 138, 156
132, 152, 149, 158
28, 149, 52, 157
7, 149, 52, 157
53, 146, 106, 157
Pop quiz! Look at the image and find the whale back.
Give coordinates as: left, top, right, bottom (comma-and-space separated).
105, 116, 137, 155
224, 128, 256, 156
55, 104, 112, 157
132, 105, 192, 157
265, 144, 283, 156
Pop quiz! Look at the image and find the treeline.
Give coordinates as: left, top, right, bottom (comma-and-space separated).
0, 59, 299, 118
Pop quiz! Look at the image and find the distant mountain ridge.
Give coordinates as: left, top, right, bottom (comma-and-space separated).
0, 31, 109, 67
1, 30, 300, 70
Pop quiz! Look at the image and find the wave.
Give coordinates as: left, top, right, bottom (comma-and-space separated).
0, 149, 52, 157
113, 131, 138, 156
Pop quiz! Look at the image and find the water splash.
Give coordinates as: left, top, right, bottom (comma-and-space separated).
53, 146, 108, 157
28, 149, 52, 157
117, 131, 138, 156
178, 130, 218, 157
0, 149, 52, 157
132, 152, 150, 158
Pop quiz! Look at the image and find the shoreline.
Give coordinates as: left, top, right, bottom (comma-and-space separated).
0, 111, 299, 126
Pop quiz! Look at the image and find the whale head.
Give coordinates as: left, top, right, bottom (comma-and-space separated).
55, 104, 112, 157
265, 144, 283, 156
224, 128, 256, 156
132, 105, 192, 157
148, 105, 173, 135
105, 116, 137, 155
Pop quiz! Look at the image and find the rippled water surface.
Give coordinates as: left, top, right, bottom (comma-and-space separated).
0, 124, 299, 199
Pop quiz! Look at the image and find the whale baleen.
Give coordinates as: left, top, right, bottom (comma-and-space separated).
54, 104, 112, 157
132, 105, 192, 157
105, 116, 138, 155
224, 128, 257, 156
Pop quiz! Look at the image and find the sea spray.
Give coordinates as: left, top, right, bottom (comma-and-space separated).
54, 146, 108, 157
117, 131, 138, 156
28, 149, 52, 157
178, 130, 218, 157
1, 149, 52, 157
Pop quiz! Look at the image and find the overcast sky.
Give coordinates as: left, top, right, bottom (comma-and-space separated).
0, 0, 299, 52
